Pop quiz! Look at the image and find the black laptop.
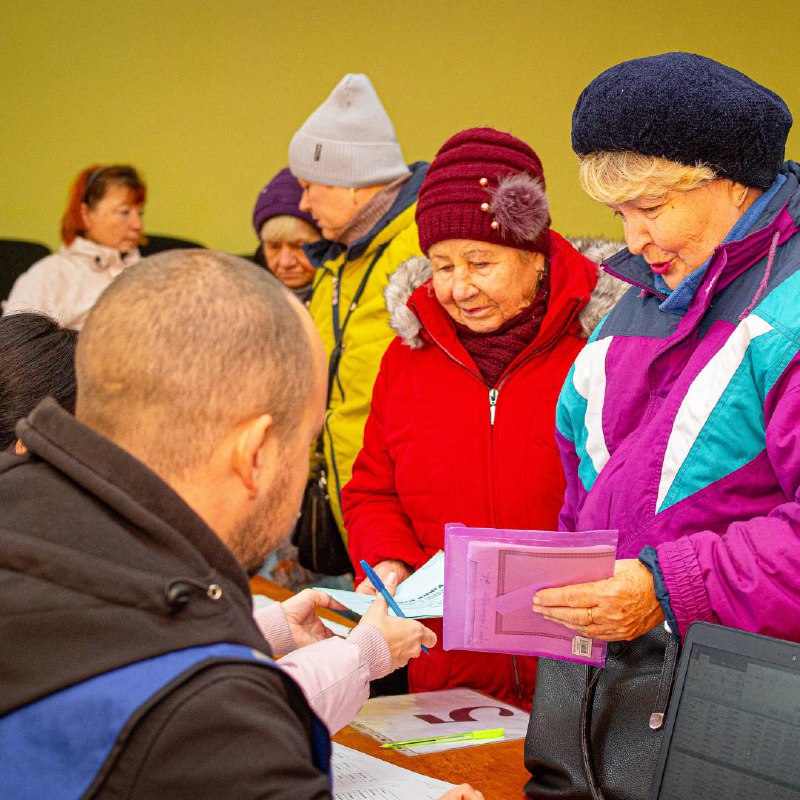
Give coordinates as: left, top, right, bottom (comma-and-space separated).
649, 621, 800, 799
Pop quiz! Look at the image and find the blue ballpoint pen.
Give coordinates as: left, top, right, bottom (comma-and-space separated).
359, 559, 429, 654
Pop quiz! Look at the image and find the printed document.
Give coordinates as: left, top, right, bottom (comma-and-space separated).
316, 551, 444, 619
332, 743, 453, 798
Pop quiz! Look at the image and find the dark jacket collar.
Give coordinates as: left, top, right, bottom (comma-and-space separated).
305, 161, 428, 268
17, 399, 252, 600
2, 399, 269, 714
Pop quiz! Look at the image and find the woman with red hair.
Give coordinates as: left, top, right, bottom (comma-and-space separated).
3, 165, 146, 329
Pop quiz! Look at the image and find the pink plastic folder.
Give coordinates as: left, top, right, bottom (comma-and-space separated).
443, 524, 618, 666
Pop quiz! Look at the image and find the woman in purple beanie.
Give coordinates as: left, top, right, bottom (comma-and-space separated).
527, 52, 799, 800
252, 167, 321, 303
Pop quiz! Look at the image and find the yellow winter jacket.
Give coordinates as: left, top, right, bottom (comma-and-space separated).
306, 163, 427, 541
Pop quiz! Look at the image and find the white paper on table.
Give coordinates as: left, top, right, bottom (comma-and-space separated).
351, 688, 528, 755
315, 551, 444, 619
252, 594, 352, 637
332, 743, 453, 799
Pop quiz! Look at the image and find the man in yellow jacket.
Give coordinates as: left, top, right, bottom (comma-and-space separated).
289, 73, 427, 549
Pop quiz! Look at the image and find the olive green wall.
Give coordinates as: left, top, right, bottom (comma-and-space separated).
2, 0, 798, 253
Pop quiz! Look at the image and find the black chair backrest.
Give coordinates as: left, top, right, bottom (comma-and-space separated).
0, 239, 52, 303
139, 235, 205, 257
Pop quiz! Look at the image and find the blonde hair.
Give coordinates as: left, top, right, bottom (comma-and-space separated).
578, 151, 717, 204
260, 215, 319, 244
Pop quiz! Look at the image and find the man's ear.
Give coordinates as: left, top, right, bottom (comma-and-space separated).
231, 414, 274, 498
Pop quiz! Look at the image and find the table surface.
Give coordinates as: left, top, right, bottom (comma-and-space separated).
335, 725, 527, 798
250, 575, 529, 799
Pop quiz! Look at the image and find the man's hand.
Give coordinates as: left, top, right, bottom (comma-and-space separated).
280, 589, 347, 648
359, 572, 437, 668
532, 559, 664, 641
354, 559, 411, 594
438, 785, 485, 799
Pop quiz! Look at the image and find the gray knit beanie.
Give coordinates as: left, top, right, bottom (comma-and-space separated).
288, 74, 410, 188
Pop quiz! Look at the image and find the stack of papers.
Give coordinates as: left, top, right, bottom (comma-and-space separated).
332, 743, 453, 798
351, 688, 529, 755
316, 551, 444, 619
443, 524, 617, 665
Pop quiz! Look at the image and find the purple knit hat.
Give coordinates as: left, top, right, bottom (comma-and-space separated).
416, 127, 550, 255
252, 167, 321, 236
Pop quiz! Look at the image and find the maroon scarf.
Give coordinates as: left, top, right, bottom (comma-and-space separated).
455, 271, 550, 387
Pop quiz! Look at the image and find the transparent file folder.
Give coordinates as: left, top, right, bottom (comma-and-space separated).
443, 523, 618, 667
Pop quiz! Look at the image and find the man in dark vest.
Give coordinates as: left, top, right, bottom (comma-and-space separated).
0, 250, 480, 800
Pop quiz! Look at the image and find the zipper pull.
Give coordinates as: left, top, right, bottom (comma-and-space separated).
489, 388, 499, 425
331, 275, 339, 306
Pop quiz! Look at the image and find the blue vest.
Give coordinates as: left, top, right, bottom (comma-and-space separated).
0, 642, 331, 799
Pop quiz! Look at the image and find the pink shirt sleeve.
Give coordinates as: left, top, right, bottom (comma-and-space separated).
253, 604, 393, 733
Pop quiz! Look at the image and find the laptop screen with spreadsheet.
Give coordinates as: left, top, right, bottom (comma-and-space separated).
650, 623, 800, 800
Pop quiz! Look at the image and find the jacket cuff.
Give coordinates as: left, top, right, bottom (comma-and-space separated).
638, 546, 680, 639
252, 603, 296, 656
656, 536, 714, 640
347, 623, 393, 681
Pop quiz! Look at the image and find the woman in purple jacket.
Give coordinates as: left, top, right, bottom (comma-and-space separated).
528, 52, 800, 798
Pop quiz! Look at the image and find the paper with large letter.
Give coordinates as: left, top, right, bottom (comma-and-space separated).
351, 688, 529, 755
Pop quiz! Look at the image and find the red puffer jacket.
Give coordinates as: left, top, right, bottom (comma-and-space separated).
343, 232, 610, 710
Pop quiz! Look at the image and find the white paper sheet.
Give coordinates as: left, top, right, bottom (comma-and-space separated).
332, 743, 453, 799
316, 551, 444, 619
351, 688, 529, 755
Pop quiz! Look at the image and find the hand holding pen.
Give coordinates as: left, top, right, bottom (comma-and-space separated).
360, 560, 434, 662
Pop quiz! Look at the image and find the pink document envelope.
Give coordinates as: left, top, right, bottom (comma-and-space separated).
444, 525, 618, 666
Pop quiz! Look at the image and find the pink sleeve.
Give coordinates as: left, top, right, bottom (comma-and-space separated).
252, 602, 296, 655
278, 624, 392, 734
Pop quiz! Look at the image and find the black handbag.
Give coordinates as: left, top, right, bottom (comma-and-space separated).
290, 245, 388, 576
524, 626, 680, 800
291, 434, 353, 575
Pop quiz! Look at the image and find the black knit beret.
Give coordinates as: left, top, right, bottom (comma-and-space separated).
572, 52, 792, 189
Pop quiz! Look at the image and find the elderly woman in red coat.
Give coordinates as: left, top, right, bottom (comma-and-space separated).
342, 128, 622, 709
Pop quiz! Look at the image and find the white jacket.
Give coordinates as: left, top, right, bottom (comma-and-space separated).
3, 237, 140, 329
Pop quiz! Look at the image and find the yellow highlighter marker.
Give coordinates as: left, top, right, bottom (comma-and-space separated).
380, 727, 505, 749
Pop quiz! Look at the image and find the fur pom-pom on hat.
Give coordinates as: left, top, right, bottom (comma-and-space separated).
416, 127, 551, 254
489, 173, 549, 244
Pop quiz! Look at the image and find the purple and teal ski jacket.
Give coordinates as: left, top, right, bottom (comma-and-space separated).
556, 161, 800, 642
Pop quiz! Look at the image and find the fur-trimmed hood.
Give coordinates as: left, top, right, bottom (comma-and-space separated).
385, 236, 629, 348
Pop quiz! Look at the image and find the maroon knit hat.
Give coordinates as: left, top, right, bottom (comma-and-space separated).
416, 127, 550, 254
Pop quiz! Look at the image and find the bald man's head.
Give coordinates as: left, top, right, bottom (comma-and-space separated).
76, 249, 315, 479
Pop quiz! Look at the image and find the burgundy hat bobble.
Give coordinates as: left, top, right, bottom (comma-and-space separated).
416, 127, 551, 255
